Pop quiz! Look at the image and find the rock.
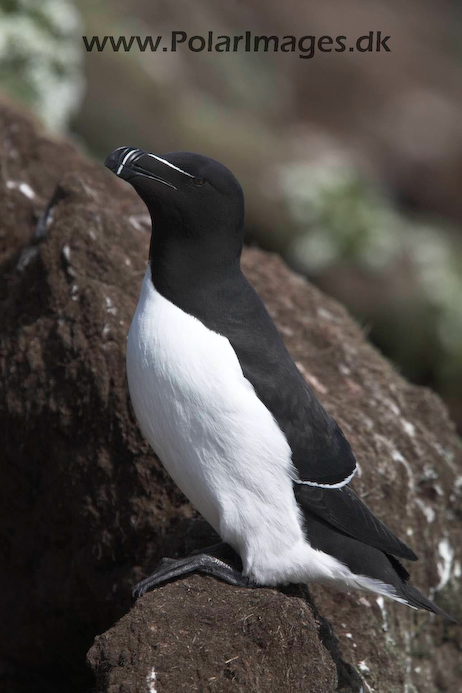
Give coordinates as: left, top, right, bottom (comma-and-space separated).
0, 100, 218, 692
87, 577, 337, 693
0, 101, 461, 693
0, 98, 77, 262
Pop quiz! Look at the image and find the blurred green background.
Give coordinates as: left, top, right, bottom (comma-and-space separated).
2, 0, 462, 430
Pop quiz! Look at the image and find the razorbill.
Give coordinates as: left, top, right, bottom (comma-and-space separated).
104, 146, 455, 621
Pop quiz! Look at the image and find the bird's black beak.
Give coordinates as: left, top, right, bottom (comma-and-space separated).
104, 146, 193, 190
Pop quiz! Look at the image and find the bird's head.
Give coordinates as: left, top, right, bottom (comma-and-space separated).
105, 147, 245, 267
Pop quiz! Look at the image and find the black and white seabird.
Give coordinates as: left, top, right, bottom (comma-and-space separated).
105, 146, 455, 621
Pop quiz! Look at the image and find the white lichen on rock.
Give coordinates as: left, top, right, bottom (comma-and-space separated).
6, 180, 36, 198
146, 667, 157, 693
436, 537, 455, 591
415, 498, 436, 524
0, 0, 85, 132
105, 296, 117, 316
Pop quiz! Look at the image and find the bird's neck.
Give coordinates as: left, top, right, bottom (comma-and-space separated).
148, 225, 243, 300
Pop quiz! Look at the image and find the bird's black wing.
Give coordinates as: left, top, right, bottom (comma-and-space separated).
219, 276, 358, 487
294, 483, 417, 560
237, 349, 358, 487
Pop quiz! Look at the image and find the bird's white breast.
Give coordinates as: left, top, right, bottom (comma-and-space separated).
127, 271, 302, 560
126, 268, 356, 588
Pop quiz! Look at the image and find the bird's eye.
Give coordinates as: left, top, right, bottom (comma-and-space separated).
192, 176, 205, 186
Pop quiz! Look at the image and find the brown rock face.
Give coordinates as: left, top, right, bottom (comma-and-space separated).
0, 101, 218, 692
0, 101, 461, 692
87, 578, 337, 693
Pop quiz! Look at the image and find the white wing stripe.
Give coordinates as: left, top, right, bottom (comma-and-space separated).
293, 464, 358, 489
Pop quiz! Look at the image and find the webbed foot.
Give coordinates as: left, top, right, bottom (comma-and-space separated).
133, 544, 255, 598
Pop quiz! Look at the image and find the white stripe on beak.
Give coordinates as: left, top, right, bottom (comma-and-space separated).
146, 153, 194, 178
116, 148, 137, 176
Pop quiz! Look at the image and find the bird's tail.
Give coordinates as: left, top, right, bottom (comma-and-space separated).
398, 580, 457, 622
382, 554, 457, 622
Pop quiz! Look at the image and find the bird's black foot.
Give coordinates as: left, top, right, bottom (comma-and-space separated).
133, 552, 255, 598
